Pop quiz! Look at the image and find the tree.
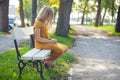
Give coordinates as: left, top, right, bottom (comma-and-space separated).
48, 0, 59, 23
115, 5, 120, 32
31, 0, 37, 26
73, 0, 96, 24
100, 0, 111, 25
19, 0, 25, 27
55, 0, 73, 37
81, 0, 89, 24
0, 0, 9, 32
23, 0, 32, 21
95, 0, 101, 27
100, 0, 116, 25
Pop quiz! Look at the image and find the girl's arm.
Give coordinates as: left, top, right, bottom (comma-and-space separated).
34, 28, 57, 44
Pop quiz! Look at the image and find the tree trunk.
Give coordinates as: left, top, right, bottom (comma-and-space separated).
111, 0, 115, 23
19, 0, 25, 27
0, 0, 9, 32
115, 6, 120, 32
53, 7, 58, 23
31, 0, 37, 26
81, 9, 85, 25
100, 8, 107, 26
95, 0, 101, 27
81, 0, 88, 25
55, 0, 73, 37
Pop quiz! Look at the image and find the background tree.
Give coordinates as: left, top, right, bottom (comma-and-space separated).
48, 0, 59, 23
81, 0, 89, 24
115, 2, 120, 32
100, 0, 112, 25
0, 0, 9, 32
95, 0, 101, 27
73, 0, 96, 24
31, 0, 37, 26
23, 0, 32, 21
55, 0, 73, 37
37, 0, 49, 10
19, 0, 25, 27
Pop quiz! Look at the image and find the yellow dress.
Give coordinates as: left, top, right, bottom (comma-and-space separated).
33, 20, 68, 57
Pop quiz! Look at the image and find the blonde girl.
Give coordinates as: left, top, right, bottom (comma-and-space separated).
34, 6, 68, 69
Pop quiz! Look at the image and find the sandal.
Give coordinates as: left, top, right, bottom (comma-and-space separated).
44, 62, 54, 69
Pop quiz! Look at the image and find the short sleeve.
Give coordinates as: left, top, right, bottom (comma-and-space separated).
33, 20, 41, 29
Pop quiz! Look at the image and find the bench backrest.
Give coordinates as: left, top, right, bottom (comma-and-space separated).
12, 27, 34, 39
12, 27, 34, 60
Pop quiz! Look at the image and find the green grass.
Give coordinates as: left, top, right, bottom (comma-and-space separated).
87, 25, 120, 36
0, 34, 76, 80
50, 34, 74, 48
0, 31, 4, 35
69, 26, 75, 35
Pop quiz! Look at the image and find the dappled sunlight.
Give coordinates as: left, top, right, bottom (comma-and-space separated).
71, 57, 120, 79
115, 39, 120, 42
74, 25, 120, 41
76, 35, 110, 40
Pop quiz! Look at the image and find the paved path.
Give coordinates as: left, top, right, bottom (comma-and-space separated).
0, 34, 28, 54
68, 25, 120, 80
0, 34, 15, 53
0, 26, 56, 54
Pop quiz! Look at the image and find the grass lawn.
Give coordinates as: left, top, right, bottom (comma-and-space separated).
0, 32, 4, 35
87, 25, 120, 36
0, 33, 76, 80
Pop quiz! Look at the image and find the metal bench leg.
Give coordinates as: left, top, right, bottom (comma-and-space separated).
36, 61, 45, 80
39, 61, 44, 80
18, 60, 27, 77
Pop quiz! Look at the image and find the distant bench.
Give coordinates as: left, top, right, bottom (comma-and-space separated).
12, 27, 51, 80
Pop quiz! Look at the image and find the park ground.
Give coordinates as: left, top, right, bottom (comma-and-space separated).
0, 25, 120, 80
68, 25, 120, 80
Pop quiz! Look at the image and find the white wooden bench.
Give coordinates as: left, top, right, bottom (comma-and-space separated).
12, 27, 51, 80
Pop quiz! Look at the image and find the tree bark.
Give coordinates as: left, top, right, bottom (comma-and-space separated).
81, 7, 85, 25
55, 0, 73, 37
31, 0, 37, 26
19, 0, 25, 27
95, 0, 101, 27
0, 0, 9, 32
111, 0, 115, 23
115, 6, 120, 32
81, 0, 88, 25
100, 8, 107, 26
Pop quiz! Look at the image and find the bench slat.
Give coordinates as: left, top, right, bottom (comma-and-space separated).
21, 48, 41, 60
33, 50, 51, 60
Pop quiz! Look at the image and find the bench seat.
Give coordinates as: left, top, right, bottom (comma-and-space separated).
21, 48, 51, 60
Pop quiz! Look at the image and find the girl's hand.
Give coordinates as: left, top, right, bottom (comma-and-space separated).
49, 39, 57, 44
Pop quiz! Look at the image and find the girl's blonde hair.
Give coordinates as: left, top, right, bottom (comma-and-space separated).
36, 6, 54, 24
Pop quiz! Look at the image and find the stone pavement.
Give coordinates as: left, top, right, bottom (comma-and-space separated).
68, 25, 120, 80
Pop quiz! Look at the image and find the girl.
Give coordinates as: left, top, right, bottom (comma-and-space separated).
33, 6, 68, 69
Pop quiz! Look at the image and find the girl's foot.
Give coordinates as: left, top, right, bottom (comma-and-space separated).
44, 61, 54, 69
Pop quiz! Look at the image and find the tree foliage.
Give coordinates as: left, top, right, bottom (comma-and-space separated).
23, 0, 32, 20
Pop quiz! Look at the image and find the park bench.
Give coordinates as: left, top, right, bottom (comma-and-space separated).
12, 27, 51, 80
